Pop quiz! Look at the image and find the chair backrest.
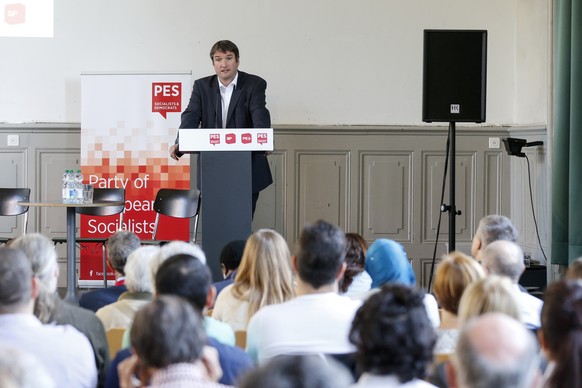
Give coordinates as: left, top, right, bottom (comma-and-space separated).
76, 188, 125, 217
0, 188, 30, 236
106, 328, 126, 360
235, 330, 247, 349
153, 188, 200, 218
0, 188, 30, 216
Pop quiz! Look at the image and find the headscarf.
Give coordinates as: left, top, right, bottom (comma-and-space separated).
365, 239, 415, 288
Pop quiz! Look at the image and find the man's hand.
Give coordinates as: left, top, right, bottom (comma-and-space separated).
169, 144, 181, 161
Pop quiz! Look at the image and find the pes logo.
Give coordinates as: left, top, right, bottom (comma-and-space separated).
209, 134, 220, 145
152, 82, 181, 119
257, 133, 268, 145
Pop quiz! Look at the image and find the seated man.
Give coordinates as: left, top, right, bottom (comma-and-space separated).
118, 295, 229, 388
213, 239, 246, 298
246, 220, 361, 363
0, 247, 97, 387
79, 230, 141, 312
471, 215, 518, 262
448, 313, 540, 388
481, 240, 543, 329
349, 283, 437, 387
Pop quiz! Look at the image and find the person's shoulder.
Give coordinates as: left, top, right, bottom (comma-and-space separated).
239, 71, 267, 85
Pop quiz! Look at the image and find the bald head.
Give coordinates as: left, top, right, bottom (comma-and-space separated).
452, 313, 539, 388
481, 240, 524, 283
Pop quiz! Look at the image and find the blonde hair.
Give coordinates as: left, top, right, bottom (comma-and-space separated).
433, 251, 485, 315
232, 229, 295, 322
458, 275, 521, 324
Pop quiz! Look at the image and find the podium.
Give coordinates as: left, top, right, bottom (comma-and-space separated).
178, 128, 274, 280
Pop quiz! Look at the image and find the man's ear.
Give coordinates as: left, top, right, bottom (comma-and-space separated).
336, 262, 347, 280
31, 276, 40, 300
292, 256, 298, 272
206, 286, 217, 309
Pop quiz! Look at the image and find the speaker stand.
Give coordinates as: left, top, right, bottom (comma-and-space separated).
441, 121, 461, 252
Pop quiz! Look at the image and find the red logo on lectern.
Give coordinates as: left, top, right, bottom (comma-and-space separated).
209, 134, 220, 145
225, 133, 236, 144
5, 3, 25, 24
241, 133, 252, 144
152, 83, 181, 119
257, 133, 268, 145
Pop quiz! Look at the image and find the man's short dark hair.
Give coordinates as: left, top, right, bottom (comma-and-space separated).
349, 284, 435, 383
297, 220, 347, 289
155, 254, 211, 312
220, 240, 246, 271
106, 231, 140, 275
0, 248, 33, 311
210, 40, 240, 60
130, 295, 206, 369
238, 354, 352, 388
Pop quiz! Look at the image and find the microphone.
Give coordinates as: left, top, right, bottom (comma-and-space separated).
215, 88, 220, 129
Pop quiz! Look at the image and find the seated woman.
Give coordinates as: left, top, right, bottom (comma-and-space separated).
457, 275, 521, 324
540, 280, 582, 388
339, 233, 371, 297
362, 238, 440, 327
212, 229, 295, 331
432, 251, 485, 354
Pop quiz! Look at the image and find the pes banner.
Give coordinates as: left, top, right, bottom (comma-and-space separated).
80, 72, 192, 286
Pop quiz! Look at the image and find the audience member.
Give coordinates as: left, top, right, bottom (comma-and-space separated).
565, 257, 582, 280
339, 233, 371, 297
363, 238, 440, 327
0, 247, 97, 387
448, 313, 540, 388
239, 354, 353, 388
213, 239, 246, 297
213, 229, 295, 331
246, 220, 361, 364
9, 233, 108, 387
471, 215, 517, 262
118, 295, 229, 388
457, 275, 521, 324
149, 240, 206, 281
481, 240, 543, 329
0, 343, 55, 388
539, 280, 582, 388
79, 230, 141, 312
433, 251, 485, 354
107, 253, 252, 387
96, 245, 158, 330
349, 283, 437, 387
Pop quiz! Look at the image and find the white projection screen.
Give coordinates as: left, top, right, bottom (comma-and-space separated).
0, 0, 53, 37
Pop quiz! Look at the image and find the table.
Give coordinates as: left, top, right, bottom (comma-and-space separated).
18, 201, 124, 304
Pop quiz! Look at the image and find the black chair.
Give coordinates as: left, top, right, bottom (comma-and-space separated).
150, 188, 201, 244
53, 188, 125, 287
0, 188, 31, 244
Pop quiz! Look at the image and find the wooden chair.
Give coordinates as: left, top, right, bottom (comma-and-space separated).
235, 330, 247, 349
106, 328, 126, 360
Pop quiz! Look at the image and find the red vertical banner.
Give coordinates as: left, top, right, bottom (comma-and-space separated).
80, 72, 191, 286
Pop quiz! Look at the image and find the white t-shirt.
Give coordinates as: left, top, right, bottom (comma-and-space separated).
246, 292, 362, 364
511, 284, 543, 329
212, 284, 251, 332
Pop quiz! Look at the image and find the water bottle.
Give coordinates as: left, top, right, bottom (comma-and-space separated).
62, 170, 68, 203
74, 169, 84, 203
65, 170, 76, 204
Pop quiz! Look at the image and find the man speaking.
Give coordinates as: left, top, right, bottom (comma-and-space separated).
170, 40, 272, 216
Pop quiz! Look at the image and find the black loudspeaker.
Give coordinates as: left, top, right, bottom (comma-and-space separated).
422, 30, 487, 123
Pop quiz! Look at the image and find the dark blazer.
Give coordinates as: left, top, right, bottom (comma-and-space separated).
178, 71, 273, 193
